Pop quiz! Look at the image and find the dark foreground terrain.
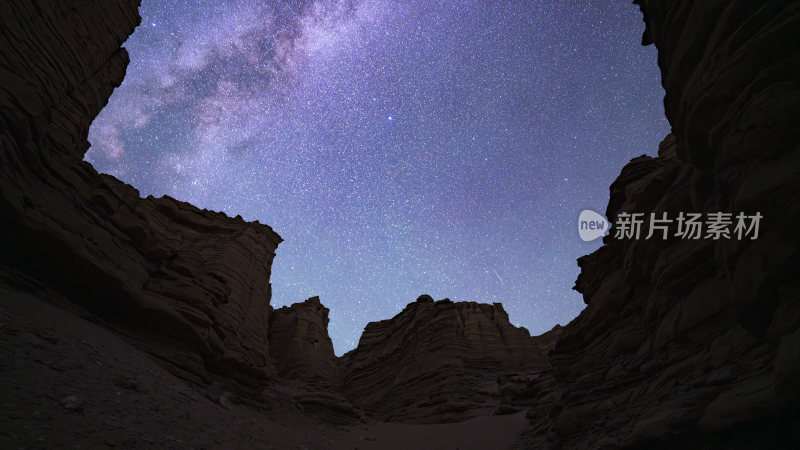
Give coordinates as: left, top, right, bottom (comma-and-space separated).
2, 0, 799, 448
0, 278, 532, 449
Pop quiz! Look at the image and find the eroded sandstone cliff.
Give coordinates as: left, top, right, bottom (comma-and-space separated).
339, 295, 551, 423
0, 0, 282, 388
516, 1, 800, 448
269, 296, 338, 381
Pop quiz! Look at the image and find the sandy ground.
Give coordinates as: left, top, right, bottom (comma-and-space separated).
0, 280, 528, 449
343, 412, 529, 450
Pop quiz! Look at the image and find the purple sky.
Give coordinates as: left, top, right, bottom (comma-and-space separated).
87, 0, 669, 354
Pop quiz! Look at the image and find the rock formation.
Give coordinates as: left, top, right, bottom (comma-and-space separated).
269, 297, 338, 381
339, 296, 550, 423
0, 0, 281, 388
515, 1, 800, 447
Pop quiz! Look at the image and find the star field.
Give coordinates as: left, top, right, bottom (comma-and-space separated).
87, 0, 669, 355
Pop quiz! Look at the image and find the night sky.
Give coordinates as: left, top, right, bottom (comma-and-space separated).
87, 0, 669, 355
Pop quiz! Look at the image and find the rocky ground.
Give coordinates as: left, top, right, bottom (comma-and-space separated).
0, 276, 327, 449
0, 275, 532, 449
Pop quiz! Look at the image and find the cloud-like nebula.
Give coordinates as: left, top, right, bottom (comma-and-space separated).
90, 0, 384, 172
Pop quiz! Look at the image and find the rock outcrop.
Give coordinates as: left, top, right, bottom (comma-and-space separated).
339, 296, 550, 423
0, 0, 282, 387
269, 297, 338, 381
517, 1, 800, 448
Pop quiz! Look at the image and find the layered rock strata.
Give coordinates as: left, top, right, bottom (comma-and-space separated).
0, 0, 282, 387
269, 297, 338, 381
339, 296, 550, 423
517, 0, 800, 447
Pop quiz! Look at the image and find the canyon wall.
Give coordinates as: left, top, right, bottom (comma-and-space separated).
517, 1, 800, 448
0, 0, 282, 387
339, 296, 551, 423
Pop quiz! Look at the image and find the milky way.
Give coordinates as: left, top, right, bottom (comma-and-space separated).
87, 0, 669, 354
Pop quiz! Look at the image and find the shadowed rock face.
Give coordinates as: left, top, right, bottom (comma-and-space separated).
339, 296, 550, 423
517, 1, 800, 448
269, 297, 338, 381
0, 0, 282, 387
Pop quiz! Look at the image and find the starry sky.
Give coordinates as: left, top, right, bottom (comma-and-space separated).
87, 0, 669, 355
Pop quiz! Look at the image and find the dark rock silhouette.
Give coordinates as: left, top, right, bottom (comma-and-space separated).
1, 0, 799, 448
0, 0, 281, 388
339, 296, 550, 423
269, 296, 338, 381
516, 0, 800, 447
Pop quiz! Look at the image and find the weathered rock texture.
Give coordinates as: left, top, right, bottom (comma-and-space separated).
517, 1, 800, 448
339, 296, 550, 423
269, 297, 338, 381
0, 0, 282, 387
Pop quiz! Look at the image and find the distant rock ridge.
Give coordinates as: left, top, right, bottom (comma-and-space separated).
338, 295, 551, 423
